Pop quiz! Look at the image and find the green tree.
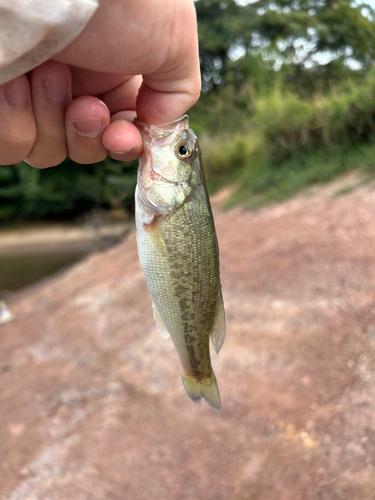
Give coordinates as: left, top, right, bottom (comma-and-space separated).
196, 0, 375, 90
0, 159, 137, 222
196, 0, 255, 90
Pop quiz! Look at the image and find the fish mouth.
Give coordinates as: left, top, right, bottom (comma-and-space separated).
135, 115, 188, 177
135, 115, 193, 216
134, 115, 190, 141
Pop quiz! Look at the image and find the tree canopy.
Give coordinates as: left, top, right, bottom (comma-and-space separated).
196, 0, 375, 91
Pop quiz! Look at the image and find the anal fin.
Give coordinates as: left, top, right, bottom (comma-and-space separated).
210, 289, 226, 354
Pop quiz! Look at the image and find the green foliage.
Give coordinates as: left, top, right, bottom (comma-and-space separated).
196, 0, 255, 90
252, 90, 315, 160
0, 158, 137, 222
194, 0, 375, 138
231, 145, 374, 209
196, 0, 375, 91
202, 70, 375, 207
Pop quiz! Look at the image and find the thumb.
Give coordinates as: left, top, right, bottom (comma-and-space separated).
136, 76, 201, 125
136, 0, 201, 125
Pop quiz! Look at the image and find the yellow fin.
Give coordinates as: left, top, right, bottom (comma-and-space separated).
152, 302, 170, 339
210, 290, 225, 354
181, 372, 221, 412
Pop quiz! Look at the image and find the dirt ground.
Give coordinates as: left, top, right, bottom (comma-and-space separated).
1, 175, 375, 500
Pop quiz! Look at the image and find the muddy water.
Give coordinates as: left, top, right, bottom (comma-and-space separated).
0, 250, 88, 294
0, 221, 131, 295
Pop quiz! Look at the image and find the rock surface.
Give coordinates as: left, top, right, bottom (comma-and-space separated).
1, 177, 375, 499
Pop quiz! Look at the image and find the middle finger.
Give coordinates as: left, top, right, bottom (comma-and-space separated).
65, 96, 110, 164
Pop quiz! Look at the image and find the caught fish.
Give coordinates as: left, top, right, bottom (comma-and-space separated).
135, 115, 225, 411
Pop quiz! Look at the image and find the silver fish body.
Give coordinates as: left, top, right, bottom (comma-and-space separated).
135, 115, 225, 411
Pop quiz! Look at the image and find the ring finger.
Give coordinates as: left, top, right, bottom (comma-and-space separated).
0, 76, 36, 165
25, 60, 72, 169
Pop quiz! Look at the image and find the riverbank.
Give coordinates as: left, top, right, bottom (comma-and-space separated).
0, 220, 134, 295
2, 178, 375, 498
0, 221, 133, 255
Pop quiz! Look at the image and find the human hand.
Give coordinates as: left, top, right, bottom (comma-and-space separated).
0, 0, 200, 168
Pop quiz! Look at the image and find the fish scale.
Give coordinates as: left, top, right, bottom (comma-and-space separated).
135, 115, 225, 411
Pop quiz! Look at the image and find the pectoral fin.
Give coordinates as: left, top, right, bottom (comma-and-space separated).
210, 290, 225, 354
152, 302, 170, 339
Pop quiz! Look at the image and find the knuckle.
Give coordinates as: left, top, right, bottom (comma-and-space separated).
25, 152, 67, 169
69, 150, 107, 165
188, 79, 201, 106
25, 133, 68, 168
0, 156, 22, 165
0, 134, 36, 164
48, 154, 68, 167
3, 128, 36, 152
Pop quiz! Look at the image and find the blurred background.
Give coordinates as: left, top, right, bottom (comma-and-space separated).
2, 0, 375, 292
2, 1, 375, 498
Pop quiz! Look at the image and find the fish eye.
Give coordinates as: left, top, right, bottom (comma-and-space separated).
176, 143, 193, 160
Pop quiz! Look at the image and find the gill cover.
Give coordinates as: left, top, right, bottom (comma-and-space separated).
136, 116, 200, 214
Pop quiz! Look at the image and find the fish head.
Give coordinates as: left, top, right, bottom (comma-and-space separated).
135, 115, 200, 215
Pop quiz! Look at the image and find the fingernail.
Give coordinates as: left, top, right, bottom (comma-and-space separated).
4, 79, 29, 107
42, 72, 68, 101
73, 118, 104, 137
111, 149, 136, 161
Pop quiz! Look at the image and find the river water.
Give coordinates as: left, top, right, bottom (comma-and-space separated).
0, 222, 130, 296
0, 250, 88, 295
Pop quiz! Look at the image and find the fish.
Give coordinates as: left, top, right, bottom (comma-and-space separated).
134, 114, 225, 412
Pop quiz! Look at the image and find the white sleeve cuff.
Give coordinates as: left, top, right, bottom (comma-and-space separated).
0, 0, 99, 85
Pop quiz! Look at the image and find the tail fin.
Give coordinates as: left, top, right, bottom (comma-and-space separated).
181, 372, 221, 412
